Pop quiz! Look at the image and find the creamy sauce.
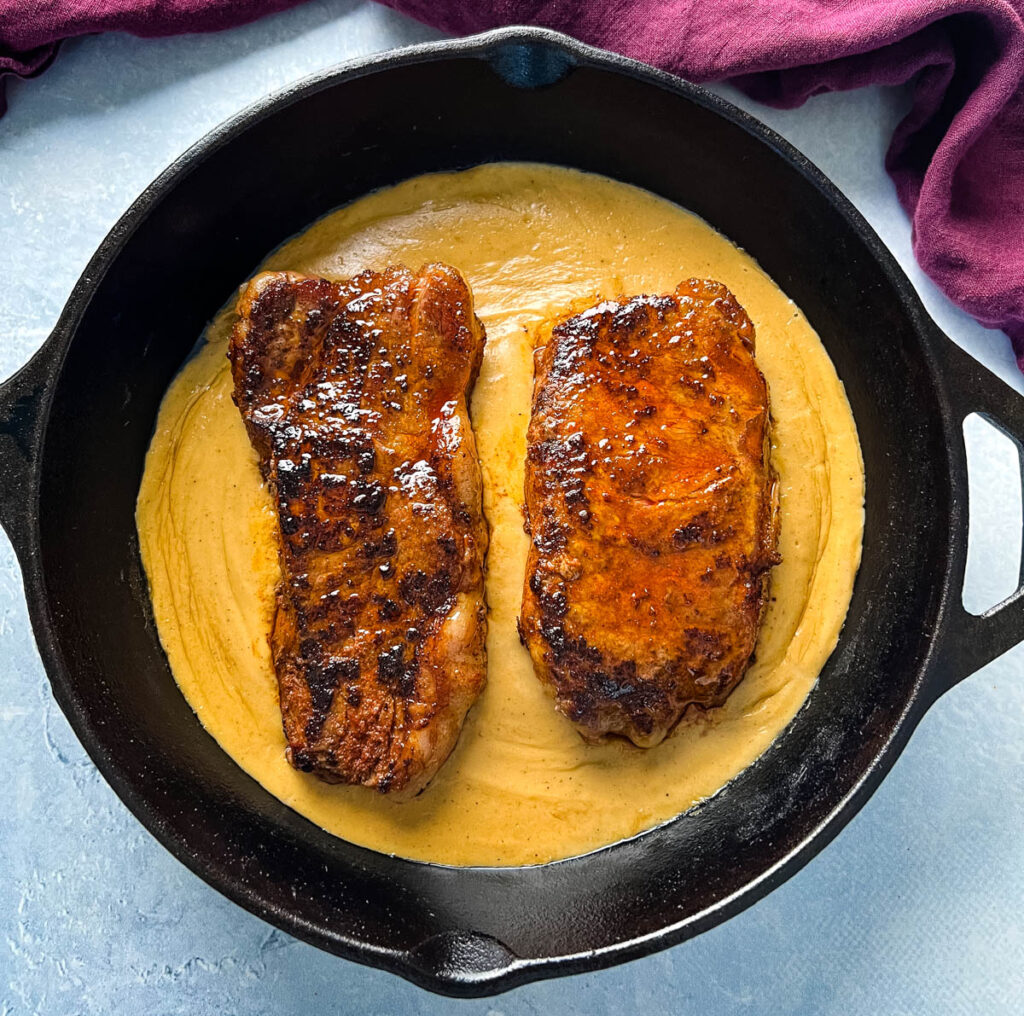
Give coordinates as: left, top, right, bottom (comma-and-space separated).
136, 164, 864, 866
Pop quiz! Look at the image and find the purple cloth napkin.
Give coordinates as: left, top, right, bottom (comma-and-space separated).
3, 1, 1023, 366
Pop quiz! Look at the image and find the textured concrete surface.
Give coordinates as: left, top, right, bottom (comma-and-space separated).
1, 2, 1022, 1013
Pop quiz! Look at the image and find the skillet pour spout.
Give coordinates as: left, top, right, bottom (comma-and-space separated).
1, 27, 1024, 997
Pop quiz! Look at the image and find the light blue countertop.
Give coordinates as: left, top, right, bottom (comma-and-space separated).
1, 2, 1022, 1013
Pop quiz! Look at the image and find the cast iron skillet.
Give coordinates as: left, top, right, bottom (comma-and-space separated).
0, 26, 1022, 998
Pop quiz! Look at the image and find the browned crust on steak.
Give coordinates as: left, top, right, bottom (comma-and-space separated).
229, 264, 488, 794
519, 279, 779, 747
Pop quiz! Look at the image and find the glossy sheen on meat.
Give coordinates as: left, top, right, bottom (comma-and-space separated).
229, 264, 488, 794
519, 279, 779, 747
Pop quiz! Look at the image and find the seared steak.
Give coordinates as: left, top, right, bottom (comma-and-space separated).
229, 264, 488, 793
520, 279, 779, 747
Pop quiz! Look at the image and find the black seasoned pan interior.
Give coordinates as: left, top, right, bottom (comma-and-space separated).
1, 28, 1022, 997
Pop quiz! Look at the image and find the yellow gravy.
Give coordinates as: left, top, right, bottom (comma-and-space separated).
136, 163, 864, 866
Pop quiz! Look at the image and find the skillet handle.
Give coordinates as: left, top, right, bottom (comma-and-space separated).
0, 342, 55, 559
930, 332, 1024, 694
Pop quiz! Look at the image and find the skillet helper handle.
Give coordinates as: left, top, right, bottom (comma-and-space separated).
932, 333, 1024, 690
0, 343, 54, 557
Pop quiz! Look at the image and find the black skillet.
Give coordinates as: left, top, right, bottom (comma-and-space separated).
1, 27, 1022, 998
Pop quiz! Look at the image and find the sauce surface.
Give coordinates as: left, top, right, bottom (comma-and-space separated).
136, 163, 864, 866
